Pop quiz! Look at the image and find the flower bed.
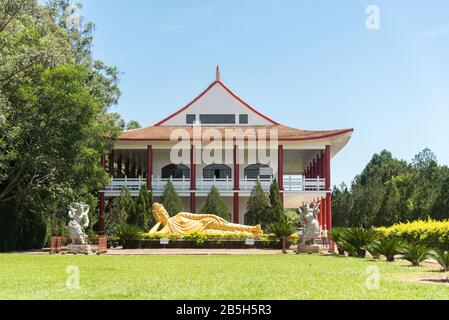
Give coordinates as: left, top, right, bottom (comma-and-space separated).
121, 231, 299, 250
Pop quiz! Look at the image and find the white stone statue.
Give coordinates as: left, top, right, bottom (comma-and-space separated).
68, 202, 90, 245
297, 199, 321, 253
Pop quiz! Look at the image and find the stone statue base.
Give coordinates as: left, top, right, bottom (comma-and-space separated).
67, 244, 92, 255
296, 244, 321, 254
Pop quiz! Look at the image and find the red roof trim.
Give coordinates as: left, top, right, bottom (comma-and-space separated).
117, 129, 354, 142
154, 80, 279, 126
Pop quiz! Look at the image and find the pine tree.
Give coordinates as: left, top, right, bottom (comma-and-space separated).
245, 180, 271, 228
106, 188, 134, 235
131, 185, 153, 230
160, 179, 184, 216
199, 186, 230, 221
269, 179, 284, 223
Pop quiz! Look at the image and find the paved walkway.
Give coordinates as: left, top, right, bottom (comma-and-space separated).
104, 248, 291, 255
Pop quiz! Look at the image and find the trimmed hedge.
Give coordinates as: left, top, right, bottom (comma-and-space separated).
376, 219, 449, 251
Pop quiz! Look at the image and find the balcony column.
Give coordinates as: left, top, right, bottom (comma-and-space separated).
190, 144, 196, 213
278, 145, 284, 190
146, 145, 153, 190
108, 151, 114, 177
324, 144, 333, 251
233, 193, 239, 223
190, 145, 196, 190
233, 145, 239, 191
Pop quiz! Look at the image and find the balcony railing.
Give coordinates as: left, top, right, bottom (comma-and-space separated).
103, 175, 326, 193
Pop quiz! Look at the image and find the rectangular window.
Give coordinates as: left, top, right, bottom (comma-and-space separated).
199, 114, 236, 124
186, 114, 196, 124
239, 114, 249, 124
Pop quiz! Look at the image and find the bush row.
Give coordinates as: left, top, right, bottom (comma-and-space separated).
376, 219, 449, 251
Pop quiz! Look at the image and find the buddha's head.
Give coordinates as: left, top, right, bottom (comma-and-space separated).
152, 202, 170, 224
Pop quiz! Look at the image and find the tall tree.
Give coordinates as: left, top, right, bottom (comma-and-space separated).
160, 179, 184, 216
199, 186, 230, 221
0, 0, 122, 251
245, 180, 271, 228
269, 179, 283, 222
130, 185, 152, 230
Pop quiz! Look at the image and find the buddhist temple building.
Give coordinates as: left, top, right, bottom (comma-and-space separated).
98, 67, 353, 233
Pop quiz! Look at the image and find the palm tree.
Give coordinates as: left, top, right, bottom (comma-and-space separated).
267, 216, 298, 254
400, 242, 431, 266
430, 249, 449, 272
377, 236, 403, 262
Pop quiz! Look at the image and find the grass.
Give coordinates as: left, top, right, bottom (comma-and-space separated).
0, 254, 448, 300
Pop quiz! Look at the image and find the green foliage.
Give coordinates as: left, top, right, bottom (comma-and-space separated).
365, 241, 382, 259
340, 228, 383, 258
269, 179, 283, 222
0, 0, 122, 251
400, 242, 431, 266
332, 148, 449, 228
105, 189, 131, 236
376, 236, 403, 262
131, 185, 152, 230
430, 249, 449, 272
245, 180, 271, 228
377, 219, 449, 251
199, 186, 230, 221
125, 120, 141, 130
183, 231, 208, 247
160, 179, 184, 216
113, 224, 142, 242
267, 215, 298, 239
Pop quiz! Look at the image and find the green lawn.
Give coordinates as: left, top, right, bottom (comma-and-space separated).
0, 254, 447, 300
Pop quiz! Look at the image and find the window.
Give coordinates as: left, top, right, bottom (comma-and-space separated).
186, 114, 196, 124
203, 164, 232, 179
161, 164, 190, 179
239, 114, 248, 124
244, 164, 273, 179
199, 114, 236, 124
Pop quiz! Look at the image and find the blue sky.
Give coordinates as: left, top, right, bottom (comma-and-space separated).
73, 0, 449, 186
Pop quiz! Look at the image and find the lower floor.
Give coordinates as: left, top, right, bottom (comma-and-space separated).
98, 191, 333, 231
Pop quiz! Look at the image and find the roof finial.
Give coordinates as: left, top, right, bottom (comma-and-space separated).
216, 65, 220, 81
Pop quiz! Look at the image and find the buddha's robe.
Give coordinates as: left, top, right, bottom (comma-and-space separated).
158, 212, 261, 235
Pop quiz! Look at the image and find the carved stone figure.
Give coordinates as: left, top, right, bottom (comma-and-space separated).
68, 203, 91, 253
297, 199, 321, 254
149, 203, 263, 236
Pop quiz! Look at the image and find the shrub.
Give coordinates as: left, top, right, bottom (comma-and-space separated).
183, 231, 209, 247
113, 224, 142, 243
199, 186, 230, 221
246, 180, 271, 228
340, 228, 383, 258
267, 214, 298, 253
131, 185, 152, 230
105, 190, 130, 236
269, 179, 284, 222
400, 242, 431, 266
330, 227, 347, 255
160, 179, 184, 216
430, 249, 449, 272
377, 236, 403, 262
365, 241, 382, 259
377, 219, 449, 251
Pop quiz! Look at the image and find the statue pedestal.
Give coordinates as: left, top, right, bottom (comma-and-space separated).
296, 244, 321, 254
67, 244, 92, 255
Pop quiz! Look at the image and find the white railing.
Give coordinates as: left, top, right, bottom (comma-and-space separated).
104, 175, 325, 193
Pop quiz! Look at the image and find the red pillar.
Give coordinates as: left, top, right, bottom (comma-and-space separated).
234, 145, 239, 190
278, 145, 284, 190
190, 192, 196, 213
233, 192, 239, 223
146, 145, 153, 189
325, 144, 333, 251
108, 151, 114, 177
190, 145, 196, 190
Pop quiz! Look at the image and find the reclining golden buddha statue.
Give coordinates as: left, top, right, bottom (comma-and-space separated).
149, 202, 263, 236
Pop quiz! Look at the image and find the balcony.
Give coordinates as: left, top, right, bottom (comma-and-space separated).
103, 175, 326, 194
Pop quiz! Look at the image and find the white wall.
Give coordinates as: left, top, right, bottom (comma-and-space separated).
160, 84, 274, 126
